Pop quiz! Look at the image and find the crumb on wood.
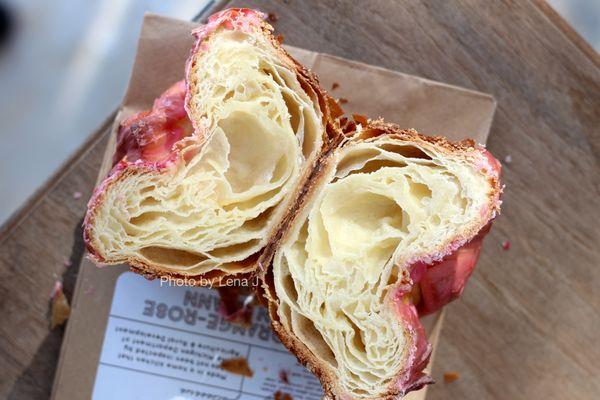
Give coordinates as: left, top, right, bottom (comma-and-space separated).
443, 371, 460, 383
274, 391, 293, 400
331, 82, 339, 90
276, 34, 284, 44
220, 357, 254, 377
502, 240, 511, 250
338, 98, 348, 104
73, 191, 82, 199
503, 154, 512, 164
268, 12, 278, 23
50, 281, 71, 329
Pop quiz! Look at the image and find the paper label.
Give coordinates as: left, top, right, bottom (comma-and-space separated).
92, 272, 323, 400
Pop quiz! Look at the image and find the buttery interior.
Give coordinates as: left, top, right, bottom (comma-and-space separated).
273, 138, 491, 397
91, 29, 322, 275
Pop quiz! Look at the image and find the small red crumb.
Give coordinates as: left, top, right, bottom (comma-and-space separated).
275, 34, 284, 44
73, 191, 82, 199
274, 391, 293, 400
220, 357, 254, 377
339, 98, 348, 104
218, 287, 254, 326
267, 12, 278, 23
331, 82, 340, 90
63, 260, 72, 268
503, 154, 512, 164
443, 371, 460, 383
50, 281, 71, 329
279, 369, 290, 384
502, 240, 511, 250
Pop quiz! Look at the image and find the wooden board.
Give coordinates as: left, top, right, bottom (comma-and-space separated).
0, 1, 598, 399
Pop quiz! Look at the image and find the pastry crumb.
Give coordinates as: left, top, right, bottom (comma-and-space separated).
339, 98, 348, 104
50, 281, 71, 329
331, 82, 340, 90
274, 391, 293, 400
279, 369, 290, 384
268, 12, 278, 23
276, 34, 284, 44
220, 357, 254, 377
218, 287, 254, 326
443, 371, 460, 383
73, 191, 82, 199
502, 240, 511, 250
503, 154, 512, 164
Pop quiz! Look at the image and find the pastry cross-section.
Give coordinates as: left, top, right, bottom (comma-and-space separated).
264, 124, 501, 399
84, 9, 336, 282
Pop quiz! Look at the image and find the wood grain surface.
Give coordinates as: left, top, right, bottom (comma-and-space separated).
1, 1, 598, 399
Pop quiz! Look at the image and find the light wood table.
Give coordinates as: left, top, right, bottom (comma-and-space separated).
1, 1, 598, 399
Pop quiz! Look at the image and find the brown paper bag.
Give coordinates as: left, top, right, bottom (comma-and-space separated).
51, 14, 495, 400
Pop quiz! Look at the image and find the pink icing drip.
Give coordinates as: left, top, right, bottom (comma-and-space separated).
388, 219, 497, 392
413, 223, 492, 315
476, 146, 502, 180
113, 80, 192, 166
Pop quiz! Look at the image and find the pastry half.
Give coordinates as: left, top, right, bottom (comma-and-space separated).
84, 9, 340, 284
259, 121, 502, 399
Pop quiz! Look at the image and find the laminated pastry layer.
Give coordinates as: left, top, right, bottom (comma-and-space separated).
85, 20, 323, 277
271, 134, 498, 398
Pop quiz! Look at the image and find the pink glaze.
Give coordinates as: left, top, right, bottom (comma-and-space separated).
113, 80, 192, 166
191, 8, 266, 43
478, 147, 502, 180
391, 287, 434, 395
84, 81, 194, 262
415, 223, 491, 315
